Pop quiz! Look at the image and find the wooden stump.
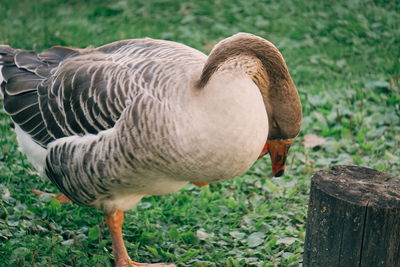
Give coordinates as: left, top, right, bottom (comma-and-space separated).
303, 165, 400, 267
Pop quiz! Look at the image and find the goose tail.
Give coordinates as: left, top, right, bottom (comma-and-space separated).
0, 45, 16, 96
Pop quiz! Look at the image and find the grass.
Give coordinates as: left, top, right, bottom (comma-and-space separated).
0, 0, 399, 266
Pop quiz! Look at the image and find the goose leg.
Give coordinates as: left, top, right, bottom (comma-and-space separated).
31, 189, 71, 203
105, 210, 176, 267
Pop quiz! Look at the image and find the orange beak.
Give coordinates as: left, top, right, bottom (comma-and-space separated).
258, 138, 295, 177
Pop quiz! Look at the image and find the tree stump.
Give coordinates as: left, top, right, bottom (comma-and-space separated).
303, 165, 400, 267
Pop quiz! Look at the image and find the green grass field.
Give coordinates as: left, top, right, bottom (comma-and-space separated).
0, 0, 399, 266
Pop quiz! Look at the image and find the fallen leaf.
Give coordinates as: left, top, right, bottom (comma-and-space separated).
276, 237, 298, 245
304, 134, 326, 148
196, 229, 213, 240
229, 231, 246, 240
247, 232, 266, 248
365, 80, 390, 89
282, 252, 295, 259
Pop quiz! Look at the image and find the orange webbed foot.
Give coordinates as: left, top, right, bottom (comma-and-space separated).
192, 181, 209, 187
123, 261, 176, 267
31, 189, 71, 203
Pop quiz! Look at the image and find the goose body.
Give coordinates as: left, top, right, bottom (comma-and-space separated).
1, 33, 301, 266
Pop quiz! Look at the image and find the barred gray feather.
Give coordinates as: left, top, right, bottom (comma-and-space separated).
1, 33, 301, 215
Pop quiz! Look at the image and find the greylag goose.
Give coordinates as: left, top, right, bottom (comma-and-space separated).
0, 33, 302, 266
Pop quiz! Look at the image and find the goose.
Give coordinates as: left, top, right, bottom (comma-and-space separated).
0, 33, 302, 266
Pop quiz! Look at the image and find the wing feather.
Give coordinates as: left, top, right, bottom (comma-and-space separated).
1, 38, 206, 150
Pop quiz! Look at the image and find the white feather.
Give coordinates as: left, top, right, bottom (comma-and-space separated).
14, 124, 47, 175
0, 64, 3, 98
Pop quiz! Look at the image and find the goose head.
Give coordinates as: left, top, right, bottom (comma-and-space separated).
198, 33, 302, 177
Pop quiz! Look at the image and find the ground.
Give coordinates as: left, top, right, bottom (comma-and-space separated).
0, 0, 399, 266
